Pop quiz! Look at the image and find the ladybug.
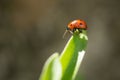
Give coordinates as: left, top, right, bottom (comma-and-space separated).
67, 19, 87, 32
63, 19, 87, 37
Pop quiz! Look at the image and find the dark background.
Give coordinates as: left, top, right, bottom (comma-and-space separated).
0, 0, 120, 80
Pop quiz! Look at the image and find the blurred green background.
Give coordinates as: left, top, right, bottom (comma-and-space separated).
0, 0, 120, 80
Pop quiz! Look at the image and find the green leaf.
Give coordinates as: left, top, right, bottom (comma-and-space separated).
39, 53, 62, 80
39, 30, 88, 80
60, 30, 88, 80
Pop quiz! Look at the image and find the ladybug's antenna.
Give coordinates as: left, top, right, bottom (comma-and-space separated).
63, 30, 68, 38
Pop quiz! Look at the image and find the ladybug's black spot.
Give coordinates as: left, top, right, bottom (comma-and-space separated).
70, 24, 72, 26
80, 23, 83, 25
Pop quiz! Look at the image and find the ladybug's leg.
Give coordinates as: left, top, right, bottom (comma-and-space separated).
78, 29, 82, 33
73, 28, 76, 32
68, 30, 73, 34
83, 28, 87, 30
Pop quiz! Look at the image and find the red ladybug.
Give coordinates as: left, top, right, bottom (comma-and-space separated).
63, 19, 87, 37
68, 19, 87, 32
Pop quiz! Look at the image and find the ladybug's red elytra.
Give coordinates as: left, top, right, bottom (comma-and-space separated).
67, 19, 87, 32
63, 19, 87, 38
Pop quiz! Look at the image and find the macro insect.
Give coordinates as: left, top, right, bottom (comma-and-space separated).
63, 19, 87, 37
